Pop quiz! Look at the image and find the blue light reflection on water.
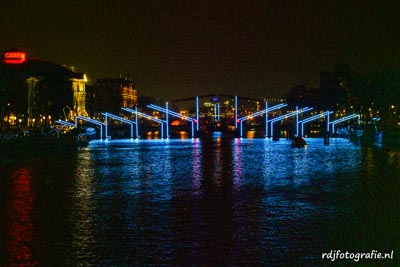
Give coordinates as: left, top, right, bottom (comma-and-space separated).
3, 137, 398, 266
69, 138, 367, 265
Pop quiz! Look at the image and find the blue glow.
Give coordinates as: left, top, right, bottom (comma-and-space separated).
239, 103, 287, 138
148, 104, 194, 122
265, 101, 268, 138
196, 96, 199, 131
75, 115, 105, 139
102, 112, 136, 139
122, 107, 165, 123
135, 106, 139, 138
329, 114, 360, 134
101, 112, 135, 124
296, 106, 299, 136
56, 120, 75, 127
239, 103, 287, 122
235, 96, 238, 128
268, 107, 313, 123
214, 104, 217, 122
166, 102, 169, 138
330, 114, 360, 125
298, 111, 333, 136
122, 107, 165, 138
75, 115, 104, 126
300, 111, 333, 124
147, 104, 196, 137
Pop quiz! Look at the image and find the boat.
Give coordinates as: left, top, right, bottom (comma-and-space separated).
291, 136, 307, 148
85, 127, 97, 141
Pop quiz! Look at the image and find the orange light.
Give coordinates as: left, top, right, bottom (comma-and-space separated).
171, 120, 180, 126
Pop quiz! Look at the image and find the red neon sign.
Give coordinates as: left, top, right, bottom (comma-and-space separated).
3, 51, 27, 64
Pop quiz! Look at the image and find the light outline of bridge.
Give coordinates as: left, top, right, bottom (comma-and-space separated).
268, 106, 314, 138
298, 111, 333, 137
329, 114, 360, 133
102, 112, 136, 139
147, 103, 196, 138
122, 107, 166, 139
55, 95, 362, 141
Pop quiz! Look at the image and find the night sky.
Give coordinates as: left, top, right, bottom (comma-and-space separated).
1, 0, 399, 100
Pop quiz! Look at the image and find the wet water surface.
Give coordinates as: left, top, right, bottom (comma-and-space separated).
1, 137, 399, 266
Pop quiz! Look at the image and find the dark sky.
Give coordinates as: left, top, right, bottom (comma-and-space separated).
1, 0, 399, 99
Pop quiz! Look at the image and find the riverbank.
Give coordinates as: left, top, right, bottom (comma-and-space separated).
0, 135, 78, 167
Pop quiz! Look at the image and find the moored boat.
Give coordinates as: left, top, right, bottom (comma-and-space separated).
291, 136, 307, 148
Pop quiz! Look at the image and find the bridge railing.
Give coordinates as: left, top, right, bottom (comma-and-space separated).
238, 102, 288, 137
147, 104, 196, 138
75, 115, 105, 140
268, 107, 313, 138
102, 112, 136, 139
329, 114, 360, 133
298, 111, 333, 136
122, 107, 166, 138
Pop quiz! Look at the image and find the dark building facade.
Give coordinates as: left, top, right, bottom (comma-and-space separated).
0, 50, 87, 129
87, 78, 137, 116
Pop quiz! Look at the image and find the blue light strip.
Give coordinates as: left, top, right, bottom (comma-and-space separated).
122, 107, 165, 138
105, 113, 108, 138
327, 112, 330, 132
56, 120, 75, 127
122, 107, 165, 123
268, 107, 313, 123
148, 104, 194, 121
235, 96, 238, 129
265, 101, 268, 138
298, 111, 333, 136
269, 107, 313, 137
296, 106, 299, 136
329, 114, 360, 125
101, 112, 136, 124
214, 104, 217, 122
238, 103, 287, 122
148, 104, 196, 137
135, 106, 139, 138
299, 111, 333, 124
239, 102, 288, 138
196, 96, 199, 131
217, 103, 220, 121
329, 114, 360, 134
75, 115, 104, 140
75, 115, 105, 126
166, 102, 169, 138
102, 112, 136, 139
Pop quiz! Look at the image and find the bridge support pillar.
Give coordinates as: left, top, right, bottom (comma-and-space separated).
324, 132, 330, 145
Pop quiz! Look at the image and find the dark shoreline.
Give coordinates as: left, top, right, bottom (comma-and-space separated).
0, 135, 78, 167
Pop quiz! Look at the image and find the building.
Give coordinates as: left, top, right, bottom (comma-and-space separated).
0, 49, 88, 129
88, 78, 137, 116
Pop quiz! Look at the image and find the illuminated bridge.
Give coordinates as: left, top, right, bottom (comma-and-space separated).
56, 94, 361, 142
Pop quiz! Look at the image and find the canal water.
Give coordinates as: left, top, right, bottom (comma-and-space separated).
0, 136, 399, 266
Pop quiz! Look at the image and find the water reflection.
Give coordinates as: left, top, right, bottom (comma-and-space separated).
68, 152, 96, 265
232, 138, 243, 189
1, 137, 398, 265
191, 138, 201, 194
5, 167, 38, 266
